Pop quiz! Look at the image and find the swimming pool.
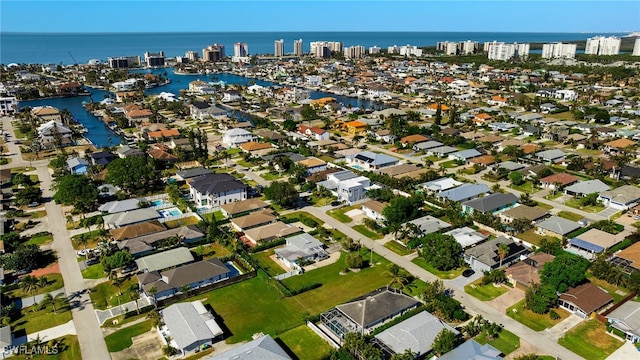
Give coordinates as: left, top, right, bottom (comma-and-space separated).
159, 207, 183, 217
225, 261, 243, 277
351, 164, 364, 170
150, 199, 165, 207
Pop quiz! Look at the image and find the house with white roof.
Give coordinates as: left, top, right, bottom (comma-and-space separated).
274, 233, 328, 270
449, 149, 482, 162
345, 151, 399, 171
206, 335, 291, 360
444, 226, 488, 248
421, 177, 463, 192
222, 128, 256, 148
37, 120, 73, 148
537, 216, 582, 238
317, 170, 377, 205
598, 185, 640, 210
606, 300, 640, 343
564, 179, 610, 197
535, 149, 566, 164
437, 183, 491, 203
160, 300, 224, 356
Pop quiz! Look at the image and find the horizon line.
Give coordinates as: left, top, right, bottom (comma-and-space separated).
1, 30, 636, 35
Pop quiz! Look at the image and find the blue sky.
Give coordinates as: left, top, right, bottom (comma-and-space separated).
1, 1, 639, 33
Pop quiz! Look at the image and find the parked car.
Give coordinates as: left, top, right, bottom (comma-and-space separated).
120, 264, 138, 275
28, 202, 40, 207
462, 269, 475, 277
85, 257, 99, 266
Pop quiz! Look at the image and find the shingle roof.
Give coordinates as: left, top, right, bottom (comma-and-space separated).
464, 237, 528, 268
438, 183, 490, 202
559, 282, 613, 314
135, 247, 195, 272
162, 301, 223, 351
598, 185, 640, 206
537, 216, 581, 236
563, 179, 610, 195
189, 174, 247, 195
98, 198, 141, 214
336, 289, 420, 329
220, 198, 269, 217
500, 205, 548, 221
230, 210, 277, 230
606, 301, 640, 338
109, 220, 166, 241
103, 208, 160, 228
205, 335, 291, 360
540, 172, 579, 186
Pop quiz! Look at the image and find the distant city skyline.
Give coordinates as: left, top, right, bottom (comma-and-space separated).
1, 1, 639, 33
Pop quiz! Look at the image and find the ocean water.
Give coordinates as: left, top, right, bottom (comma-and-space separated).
0, 31, 628, 65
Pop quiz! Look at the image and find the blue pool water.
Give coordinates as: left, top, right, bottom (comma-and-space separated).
159, 207, 182, 217
351, 164, 364, 170
150, 199, 165, 207
225, 262, 242, 277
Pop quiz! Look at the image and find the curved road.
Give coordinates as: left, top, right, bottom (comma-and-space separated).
2, 116, 110, 360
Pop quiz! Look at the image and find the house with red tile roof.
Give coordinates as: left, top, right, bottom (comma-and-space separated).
540, 172, 579, 190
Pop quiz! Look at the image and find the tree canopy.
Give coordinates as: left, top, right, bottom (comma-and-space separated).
540, 253, 589, 293
263, 181, 299, 208
53, 174, 99, 212
417, 233, 463, 270
382, 195, 424, 227
105, 156, 156, 194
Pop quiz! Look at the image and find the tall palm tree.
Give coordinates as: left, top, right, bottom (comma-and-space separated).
129, 285, 141, 314
20, 275, 40, 301
497, 243, 510, 268
385, 264, 410, 290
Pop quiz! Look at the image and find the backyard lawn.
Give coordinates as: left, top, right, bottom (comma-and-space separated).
475, 328, 520, 356
192, 242, 234, 260
586, 274, 628, 304
277, 325, 333, 360
517, 229, 548, 247
440, 160, 460, 169
557, 211, 583, 222
506, 300, 570, 331
352, 224, 383, 240
6, 273, 65, 299
89, 277, 138, 310
104, 320, 154, 352
464, 280, 509, 301
411, 257, 464, 279
81, 263, 106, 279
558, 320, 623, 360
164, 215, 200, 229
252, 249, 286, 276
383, 241, 414, 256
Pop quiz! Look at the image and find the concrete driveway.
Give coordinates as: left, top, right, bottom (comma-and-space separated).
111, 328, 164, 360
486, 287, 525, 313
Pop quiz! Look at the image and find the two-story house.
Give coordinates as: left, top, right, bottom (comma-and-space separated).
189, 173, 247, 209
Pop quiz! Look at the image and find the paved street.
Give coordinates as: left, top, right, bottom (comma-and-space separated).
2, 116, 111, 360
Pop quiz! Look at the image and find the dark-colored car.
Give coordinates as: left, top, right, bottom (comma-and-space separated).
462, 269, 475, 277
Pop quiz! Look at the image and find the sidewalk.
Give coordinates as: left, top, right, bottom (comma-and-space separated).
95, 296, 154, 325
14, 287, 66, 309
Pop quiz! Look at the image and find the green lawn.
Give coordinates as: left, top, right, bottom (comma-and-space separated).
536, 202, 554, 210
475, 328, 520, 356
11, 302, 73, 334
558, 320, 623, 360
544, 192, 563, 200
557, 211, 583, 222
517, 229, 550, 247
440, 160, 460, 169
383, 241, 414, 256
200, 210, 227, 222
25, 232, 53, 246
465, 280, 509, 301
164, 215, 201, 229
192, 242, 234, 260
260, 172, 282, 181
506, 300, 570, 331
252, 249, 286, 276
71, 230, 104, 249
11, 335, 80, 360
564, 198, 605, 213
352, 224, 383, 240
327, 206, 356, 223
586, 274, 628, 304
6, 273, 65, 299
411, 257, 464, 279
236, 160, 255, 168
104, 320, 154, 352
509, 181, 537, 194
89, 277, 138, 310
277, 325, 333, 360
81, 263, 106, 279
281, 211, 325, 226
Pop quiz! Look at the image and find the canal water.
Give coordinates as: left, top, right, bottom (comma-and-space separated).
19, 68, 379, 148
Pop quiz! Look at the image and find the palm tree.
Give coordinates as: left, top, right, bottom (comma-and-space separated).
148, 286, 158, 309
385, 264, 409, 290
147, 309, 162, 328
497, 243, 510, 268
50, 293, 68, 314
20, 275, 40, 303
129, 285, 141, 314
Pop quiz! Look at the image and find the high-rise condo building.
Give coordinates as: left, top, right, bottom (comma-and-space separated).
633, 38, 640, 56
344, 45, 365, 59
294, 39, 303, 56
234, 43, 248, 57
185, 51, 199, 62
486, 42, 529, 61
585, 36, 621, 55
541, 43, 577, 59
202, 44, 225, 62
144, 51, 165, 67
369, 46, 381, 54
310, 41, 343, 58
108, 56, 140, 69
274, 39, 285, 57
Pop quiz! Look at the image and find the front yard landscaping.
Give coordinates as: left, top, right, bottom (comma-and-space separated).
411, 257, 464, 279
506, 300, 570, 331
11, 301, 73, 334
557, 211, 583, 222
11, 335, 80, 360
464, 279, 509, 301
352, 224, 383, 240
564, 198, 605, 213
558, 320, 623, 360
5, 273, 65, 299
104, 319, 154, 352
277, 325, 333, 360
81, 263, 106, 279
475, 328, 520, 356
383, 240, 413, 256
25, 231, 53, 246
89, 276, 138, 310
509, 181, 538, 194
327, 206, 356, 223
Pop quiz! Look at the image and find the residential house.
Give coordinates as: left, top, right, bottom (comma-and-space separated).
540, 172, 579, 190
91, 151, 116, 167
413, 140, 444, 153
222, 128, 256, 148
444, 226, 487, 248
536, 216, 582, 239
343, 120, 367, 134
189, 173, 247, 209
438, 340, 502, 360
374, 129, 397, 143
346, 151, 399, 171
115, 145, 145, 158
222, 90, 242, 102
220, 198, 269, 218
428, 145, 458, 157
274, 233, 328, 270
437, 183, 491, 203
138, 258, 231, 301
118, 226, 205, 257
66, 157, 89, 175
499, 205, 548, 224
361, 200, 387, 223
109, 220, 166, 241
103, 208, 160, 229
497, 161, 525, 172
230, 210, 277, 232
205, 335, 291, 360
317, 170, 375, 205
604, 138, 636, 154
606, 300, 640, 343
469, 155, 497, 167
160, 301, 224, 356
242, 221, 302, 246
488, 95, 509, 107
535, 149, 566, 164
598, 185, 640, 210
255, 129, 286, 142
569, 229, 623, 259
175, 167, 212, 182
372, 311, 460, 358
474, 113, 493, 124
135, 247, 195, 273
400, 134, 429, 147
421, 177, 463, 193
403, 216, 451, 237
505, 253, 555, 289
31, 106, 62, 122
319, 288, 421, 343
238, 141, 272, 155
449, 149, 482, 163
56, 82, 83, 96
564, 180, 611, 197
297, 125, 330, 141
610, 242, 640, 274
296, 157, 328, 175
558, 282, 613, 318
190, 102, 227, 121
462, 192, 519, 215
488, 122, 518, 132
516, 113, 544, 123
37, 120, 73, 148
464, 236, 529, 272
98, 198, 141, 214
